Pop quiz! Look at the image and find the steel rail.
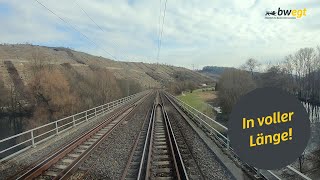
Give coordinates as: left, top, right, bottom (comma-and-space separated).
121, 103, 156, 180
15, 92, 150, 180
121, 92, 188, 180
161, 103, 189, 180
0, 91, 148, 162
164, 91, 313, 180
120, 108, 152, 180
163, 92, 269, 179
160, 93, 205, 179
145, 93, 187, 179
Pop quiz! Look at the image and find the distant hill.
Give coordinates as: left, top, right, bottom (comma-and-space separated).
0, 44, 214, 129
199, 66, 235, 75
198, 66, 236, 81
0, 44, 212, 90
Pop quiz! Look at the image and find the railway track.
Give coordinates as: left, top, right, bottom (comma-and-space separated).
161, 93, 205, 179
9, 90, 234, 179
120, 104, 154, 179
15, 93, 150, 180
122, 92, 188, 180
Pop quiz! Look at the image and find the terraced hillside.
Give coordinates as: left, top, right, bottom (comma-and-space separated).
0, 44, 211, 90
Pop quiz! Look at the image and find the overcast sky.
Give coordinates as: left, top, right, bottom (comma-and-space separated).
0, 0, 319, 69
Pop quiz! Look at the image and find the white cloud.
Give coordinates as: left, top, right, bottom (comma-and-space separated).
0, 0, 319, 68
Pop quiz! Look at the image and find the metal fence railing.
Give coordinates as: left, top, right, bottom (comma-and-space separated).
0, 91, 148, 162
165, 92, 312, 180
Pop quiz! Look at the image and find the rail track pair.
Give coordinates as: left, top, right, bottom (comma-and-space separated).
122, 93, 189, 180
13, 92, 197, 180
14, 92, 149, 180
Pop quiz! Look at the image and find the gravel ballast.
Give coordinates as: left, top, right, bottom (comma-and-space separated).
163, 96, 235, 180
1, 92, 238, 179
77, 94, 154, 179
0, 97, 145, 179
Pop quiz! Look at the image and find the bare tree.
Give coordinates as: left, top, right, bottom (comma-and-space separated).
218, 69, 256, 113
260, 65, 293, 91
30, 47, 48, 76
263, 47, 320, 122
241, 58, 261, 76
28, 67, 78, 123
290, 48, 318, 100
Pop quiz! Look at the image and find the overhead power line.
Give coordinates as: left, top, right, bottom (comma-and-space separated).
157, 0, 168, 61
74, 1, 104, 33
34, 0, 118, 60
74, 0, 126, 60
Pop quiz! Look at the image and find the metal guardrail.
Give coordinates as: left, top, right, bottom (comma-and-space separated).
0, 91, 148, 162
165, 92, 313, 180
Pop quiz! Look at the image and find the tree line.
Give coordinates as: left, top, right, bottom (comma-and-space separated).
167, 71, 214, 95
0, 49, 142, 128
217, 46, 320, 122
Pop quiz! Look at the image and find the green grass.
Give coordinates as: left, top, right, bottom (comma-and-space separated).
177, 90, 214, 117
177, 89, 227, 134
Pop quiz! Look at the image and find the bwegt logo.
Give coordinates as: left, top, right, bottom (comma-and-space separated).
265, 8, 307, 19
